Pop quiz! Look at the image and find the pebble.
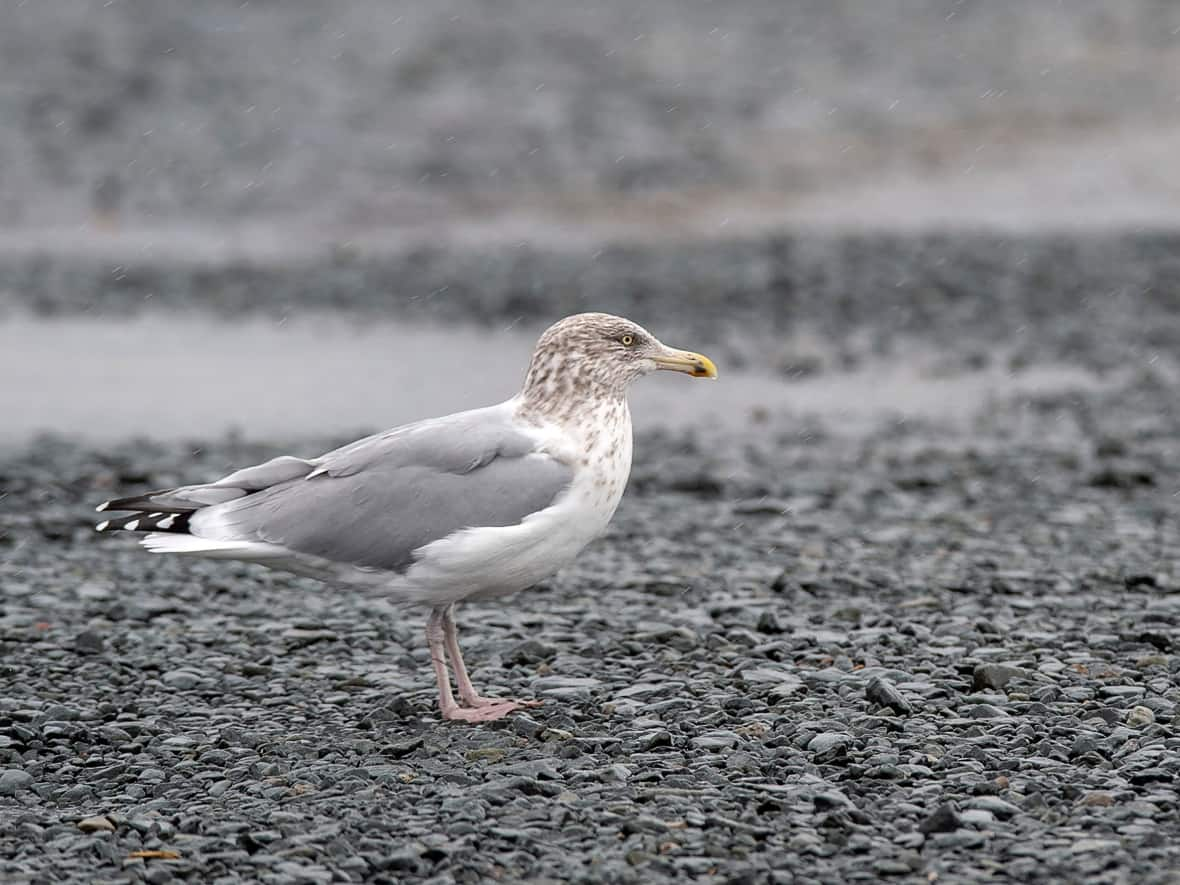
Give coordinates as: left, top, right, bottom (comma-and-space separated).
960, 809, 996, 827
873, 859, 914, 876
1126, 706, 1156, 728
972, 663, 1026, 692
692, 730, 742, 751
965, 703, 1010, 719
76, 581, 113, 601
919, 804, 961, 834
73, 629, 106, 655
808, 732, 854, 759
77, 816, 116, 833
866, 677, 913, 715
966, 796, 1021, 820
161, 670, 204, 691
1100, 685, 1147, 699
0, 770, 34, 795
756, 610, 786, 634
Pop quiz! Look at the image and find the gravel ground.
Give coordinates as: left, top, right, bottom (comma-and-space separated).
2, 363, 1179, 882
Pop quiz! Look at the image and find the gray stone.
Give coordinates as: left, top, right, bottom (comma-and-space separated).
960, 808, 996, 827
0, 770, 34, 796
866, 677, 913, 715
692, 730, 742, 751
966, 796, 1021, 819
77, 816, 116, 833
161, 670, 203, 691
972, 663, 1026, 692
919, 804, 961, 834
74, 629, 106, 655
1127, 705, 1156, 728
807, 732, 854, 758
965, 703, 1010, 719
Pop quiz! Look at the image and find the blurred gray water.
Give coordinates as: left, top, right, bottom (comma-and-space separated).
2, 313, 1107, 448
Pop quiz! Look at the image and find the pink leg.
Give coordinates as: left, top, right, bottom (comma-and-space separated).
426, 607, 462, 717
442, 605, 540, 716
425, 606, 538, 723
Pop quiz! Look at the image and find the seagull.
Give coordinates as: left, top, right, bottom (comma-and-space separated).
95, 313, 717, 722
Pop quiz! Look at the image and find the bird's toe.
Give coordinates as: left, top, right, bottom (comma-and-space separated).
460, 694, 542, 710
442, 700, 534, 723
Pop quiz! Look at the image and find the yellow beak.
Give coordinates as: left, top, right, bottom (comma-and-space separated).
652, 347, 719, 379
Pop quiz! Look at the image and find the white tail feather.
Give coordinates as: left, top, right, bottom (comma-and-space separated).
140, 533, 288, 560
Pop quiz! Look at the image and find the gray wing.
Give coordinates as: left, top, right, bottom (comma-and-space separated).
191, 407, 573, 572
97, 455, 317, 512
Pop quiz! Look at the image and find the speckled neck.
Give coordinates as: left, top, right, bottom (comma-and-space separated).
518, 347, 628, 425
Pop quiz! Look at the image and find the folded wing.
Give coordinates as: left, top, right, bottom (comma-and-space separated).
99, 405, 575, 574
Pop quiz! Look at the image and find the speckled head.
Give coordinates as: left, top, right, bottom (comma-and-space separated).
520, 313, 717, 417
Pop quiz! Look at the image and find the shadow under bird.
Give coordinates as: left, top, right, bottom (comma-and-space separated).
95, 312, 718, 722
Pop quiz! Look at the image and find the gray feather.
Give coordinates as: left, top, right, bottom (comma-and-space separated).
310, 410, 541, 478
191, 406, 573, 572
100, 455, 316, 513
207, 455, 318, 491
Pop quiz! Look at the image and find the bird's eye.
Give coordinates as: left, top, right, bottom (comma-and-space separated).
620, 334, 635, 346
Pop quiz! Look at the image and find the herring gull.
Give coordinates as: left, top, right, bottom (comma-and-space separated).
95, 313, 717, 722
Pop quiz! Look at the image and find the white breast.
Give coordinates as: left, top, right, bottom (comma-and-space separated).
398, 397, 633, 606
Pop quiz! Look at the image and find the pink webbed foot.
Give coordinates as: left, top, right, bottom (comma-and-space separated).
460, 693, 542, 711
441, 699, 537, 723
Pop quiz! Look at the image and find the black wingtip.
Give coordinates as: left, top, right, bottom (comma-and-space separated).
94, 511, 192, 535
96, 489, 182, 514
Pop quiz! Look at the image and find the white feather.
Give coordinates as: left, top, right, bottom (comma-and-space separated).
140, 532, 289, 559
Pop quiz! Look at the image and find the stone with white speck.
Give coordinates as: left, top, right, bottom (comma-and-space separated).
1127, 705, 1156, 727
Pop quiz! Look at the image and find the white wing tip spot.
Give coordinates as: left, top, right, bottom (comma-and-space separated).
96, 502, 109, 512
96, 520, 110, 532
125, 519, 139, 532
158, 515, 176, 529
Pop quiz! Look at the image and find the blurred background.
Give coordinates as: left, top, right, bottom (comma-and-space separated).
2, 0, 1179, 445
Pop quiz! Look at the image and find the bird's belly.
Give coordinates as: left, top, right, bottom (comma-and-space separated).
397, 461, 628, 607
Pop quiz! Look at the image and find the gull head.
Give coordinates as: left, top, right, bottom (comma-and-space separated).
521, 313, 717, 410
